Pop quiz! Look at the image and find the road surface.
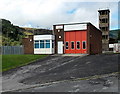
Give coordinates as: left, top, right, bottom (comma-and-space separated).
2, 54, 119, 92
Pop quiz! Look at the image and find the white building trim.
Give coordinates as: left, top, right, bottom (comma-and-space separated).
34, 35, 55, 40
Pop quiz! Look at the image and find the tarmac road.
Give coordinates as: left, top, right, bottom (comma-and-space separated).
2, 54, 119, 92
17, 73, 119, 92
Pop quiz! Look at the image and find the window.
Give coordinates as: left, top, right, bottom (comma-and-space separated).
40, 40, 44, 48
52, 40, 54, 48
66, 42, 69, 49
100, 27, 108, 31
34, 40, 51, 49
76, 41, 80, 49
71, 42, 74, 49
34, 40, 39, 48
100, 19, 108, 23
102, 35, 108, 39
46, 40, 50, 48
83, 41, 86, 49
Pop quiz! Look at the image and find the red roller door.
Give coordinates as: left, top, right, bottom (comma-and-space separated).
64, 30, 87, 54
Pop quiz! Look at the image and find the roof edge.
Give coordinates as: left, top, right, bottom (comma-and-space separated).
53, 22, 91, 26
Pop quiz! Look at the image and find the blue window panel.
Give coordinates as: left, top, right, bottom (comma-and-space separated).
35, 43, 39, 48
35, 40, 39, 42
40, 43, 44, 48
52, 40, 54, 48
46, 40, 50, 42
46, 43, 50, 48
40, 40, 44, 42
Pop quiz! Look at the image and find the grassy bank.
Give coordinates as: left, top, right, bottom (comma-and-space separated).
2, 54, 47, 72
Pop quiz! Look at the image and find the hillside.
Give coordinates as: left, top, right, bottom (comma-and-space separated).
109, 29, 120, 43
2, 19, 25, 46
2, 19, 52, 46
109, 29, 120, 39
1, 19, 120, 46
21, 27, 52, 35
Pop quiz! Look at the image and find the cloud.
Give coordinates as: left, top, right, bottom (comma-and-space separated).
0, 0, 119, 30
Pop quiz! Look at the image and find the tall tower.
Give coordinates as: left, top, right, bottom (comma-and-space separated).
98, 9, 110, 52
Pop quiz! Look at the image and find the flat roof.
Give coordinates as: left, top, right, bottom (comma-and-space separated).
98, 9, 110, 12
53, 22, 91, 26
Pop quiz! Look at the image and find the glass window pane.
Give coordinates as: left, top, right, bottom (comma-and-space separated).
40, 40, 44, 42
40, 43, 44, 48
66, 42, 68, 49
52, 40, 54, 48
71, 42, 74, 49
83, 41, 86, 49
35, 40, 39, 42
46, 43, 50, 48
35, 43, 39, 48
77, 41, 80, 49
46, 40, 50, 42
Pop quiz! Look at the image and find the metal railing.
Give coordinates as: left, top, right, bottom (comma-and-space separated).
1, 46, 24, 55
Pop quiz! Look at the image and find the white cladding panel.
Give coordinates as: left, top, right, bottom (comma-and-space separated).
34, 48, 54, 54
34, 35, 54, 40
109, 43, 120, 53
109, 44, 114, 48
64, 24, 87, 31
113, 43, 120, 53
56, 25, 63, 29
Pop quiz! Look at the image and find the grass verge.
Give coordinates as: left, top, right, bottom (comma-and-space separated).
2, 54, 47, 72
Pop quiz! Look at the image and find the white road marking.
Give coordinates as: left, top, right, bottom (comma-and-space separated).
86, 61, 91, 64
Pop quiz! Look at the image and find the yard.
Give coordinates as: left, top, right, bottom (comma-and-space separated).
2, 54, 47, 72
2, 54, 119, 92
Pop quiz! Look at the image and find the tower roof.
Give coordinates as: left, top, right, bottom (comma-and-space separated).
98, 9, 110, 13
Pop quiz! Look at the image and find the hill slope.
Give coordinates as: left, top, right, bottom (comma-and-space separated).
109, 29, 120, 39
1, 19, 120, 46
2, 19, 52, 46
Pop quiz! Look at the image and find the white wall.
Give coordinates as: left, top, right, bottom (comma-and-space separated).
34, 48, 54, 54
113, 43, 120, 53
109, 44, 114, 48
109, 43, 120, 53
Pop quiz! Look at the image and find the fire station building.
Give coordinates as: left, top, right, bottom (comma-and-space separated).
53, 23, 102, 55
22, 22, 102, 55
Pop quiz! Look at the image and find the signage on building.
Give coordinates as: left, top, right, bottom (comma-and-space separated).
56, 25, 63, 29
64, 24, 87, 31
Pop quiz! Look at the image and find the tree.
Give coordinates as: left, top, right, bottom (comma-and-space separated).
118, 29, 120, 40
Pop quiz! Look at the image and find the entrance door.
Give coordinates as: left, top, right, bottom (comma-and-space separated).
58, 41, 63, 54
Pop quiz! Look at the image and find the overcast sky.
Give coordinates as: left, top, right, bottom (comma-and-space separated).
0, 0, 119, 30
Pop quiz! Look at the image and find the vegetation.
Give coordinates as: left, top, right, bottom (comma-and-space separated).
109, 29, 120, 39
22, 27, 52, 35
2, 19, 52, 46
118, 29, 120, 40
2, 54, 47, 72
2, 19, 25, 46
1, 19, 120, 46
109, 29, 120, 43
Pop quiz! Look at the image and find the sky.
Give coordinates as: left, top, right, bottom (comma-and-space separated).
0, 0, 119, 30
